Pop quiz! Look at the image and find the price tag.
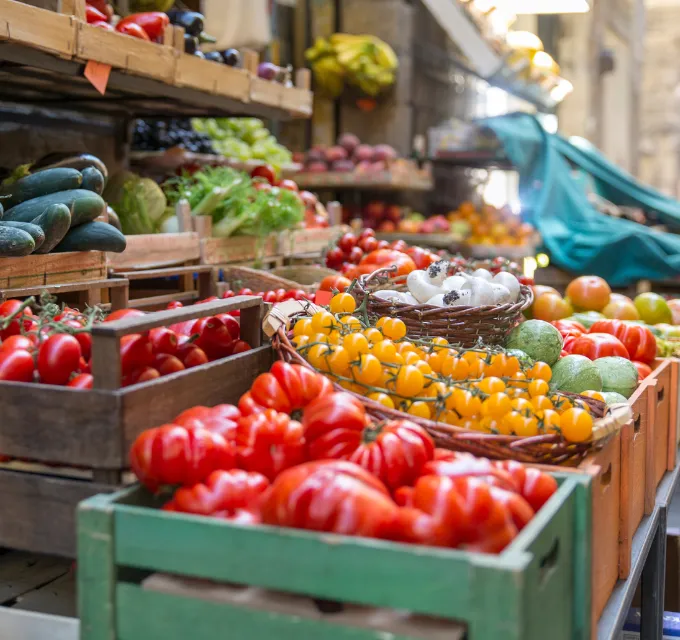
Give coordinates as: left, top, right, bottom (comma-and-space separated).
314, 290, 333, 305
84, 60, 111, 95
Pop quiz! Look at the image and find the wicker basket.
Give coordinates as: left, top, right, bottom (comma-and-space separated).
354, 267, 534, 346
274, 327, 631, 466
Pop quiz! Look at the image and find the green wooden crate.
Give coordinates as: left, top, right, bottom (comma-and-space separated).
77, 474, 592, 640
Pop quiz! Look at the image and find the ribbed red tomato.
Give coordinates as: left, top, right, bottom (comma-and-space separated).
303, 393, 434, 491
130, 424, 235, 491
174, 404, 241, 440
565, 332, 630, 360
588, 320, 656, 365
632, 361, 653, 380
261, 460, 399, 539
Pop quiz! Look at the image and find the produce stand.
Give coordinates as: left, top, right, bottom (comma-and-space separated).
200, 235, 283, 269
107, 233, 201, 271
293, 169, 433, 192
375, 231, 465, 252
279, 225, 347, 260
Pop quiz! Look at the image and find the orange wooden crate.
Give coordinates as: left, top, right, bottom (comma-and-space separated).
647, 358, 678, 490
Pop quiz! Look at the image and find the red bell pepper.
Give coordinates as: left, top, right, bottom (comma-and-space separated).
116, 13, 170, 42
116, 21, 151, 41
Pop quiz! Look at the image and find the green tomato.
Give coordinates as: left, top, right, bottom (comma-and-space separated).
634, 292, 672, 325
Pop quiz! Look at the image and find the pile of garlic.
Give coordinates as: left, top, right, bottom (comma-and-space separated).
373, 261, 521, 308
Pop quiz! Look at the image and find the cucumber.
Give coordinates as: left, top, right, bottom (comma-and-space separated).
81, 167, 105, 195
0, 226, 35, 257
53, 221, 126, 253
0, 221, 45, 251
0, 168, 83, 209
0, 200, 3, 219
5, 189, 105, 227
31, 204, 72, 254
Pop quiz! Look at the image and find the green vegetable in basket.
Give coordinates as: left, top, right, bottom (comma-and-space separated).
103, 171, 169, 235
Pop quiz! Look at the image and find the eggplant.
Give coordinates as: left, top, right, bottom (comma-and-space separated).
31, 153, 108, 181
221, 49, 241, 67
106, 206, 122, 231
203, 51, 223, 63
183, 33, 198, 55
166, 10, 204, 37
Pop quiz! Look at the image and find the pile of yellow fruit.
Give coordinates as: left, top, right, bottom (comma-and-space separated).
291, 293, 599, 443
448, 201, 535, 247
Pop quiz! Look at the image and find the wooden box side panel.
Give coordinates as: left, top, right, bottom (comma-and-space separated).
250, 77, 282, 107
650, 360, 672, 486
108, 233, 201, 271
0, 0, 76, 56
281, 86, 313, 117
0, 469, 114, 557
282, 227, 343, 257
200, 236, 279, 265
579, 432, 621, 626
0, 251, 107, 288
121, 346, 272, 448
175, 54, 250, 96
627, 383, 649, 535
76, 22, 175, 83
0, 383, 123, 467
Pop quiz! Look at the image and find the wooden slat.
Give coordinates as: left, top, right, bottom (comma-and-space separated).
108, 233, 200, 271
0, 469, 114, 556
0, 607, 78, 640
0, 551, 72, 604
200, 236, 280, 265
130, 291, 199, 310
174, 55, 251, 101
121, 346, 272, 448
118, 265, 214, 280
1, 277, 126, 299
0, 252, 107, 288
0, 0, 76, 57
250, 77, 283, 107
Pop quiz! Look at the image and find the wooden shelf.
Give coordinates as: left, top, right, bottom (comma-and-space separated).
294, 170, 433, 192
0, 0, 312, 120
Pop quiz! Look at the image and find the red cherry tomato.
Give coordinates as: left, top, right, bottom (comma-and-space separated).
239, 288, 254, 296
120, 334, 154, 375
337, 233, 357, 253
348, 246, 364, 264
105, 309, 145, 322
358, 236, 379, 253
0, 300, 35, 340
178, 344, 210, 368
128, 366, 161, 385
68, 373, 93, 389
154, 354, 186, 376
230, 340, 251, 354
262, 291, 278, 303
278, 179, 299, 192
166, 301, 184, 310
274, 288, 287, 302
221, 290, 235, 299
0, 335, 35, 352
250, 164, 276, 185
0, 349, 34, 382
148, 327, 178, 356
359, 229, 375, 240
299, 191, 318, 208
38, 334, 82, 385
325, 247, 345, 269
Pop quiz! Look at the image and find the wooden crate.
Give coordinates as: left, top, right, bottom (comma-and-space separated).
0, 252, 107, 289
108, 233, 201, 271
220, 266, 313, 295
647, 359, 679, 490
78, 473, 590, 640
619, 382, 653, 579
113, 265, 216, 311
200, 235, 281, 266
0, 277, 128, 312
0, 298, 270, 556
174, 54, 250, 101
0, 0, 76, 58
279, 225, 346, 258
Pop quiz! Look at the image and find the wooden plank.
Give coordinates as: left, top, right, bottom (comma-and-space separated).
118, 265, 214, 280
108, 233, 200, 271
1, 277, 126, 300
75, 21, 176, 83
0, 383, 122, 466
130, 291, 199, 311
650, 359, 672, 487
14, 570, 76, 618
0, 551, 72, 604
0, 251, 107, 288
200, 236, 280, 265
0, 0, 76, 57
280, 86, 313, 117
250, 77, 283, 107
0, 607, 78, 640
280, 226, 346, 257
121, 346, 272, 448
0, 469, 114, 556
92, 296, 262, 338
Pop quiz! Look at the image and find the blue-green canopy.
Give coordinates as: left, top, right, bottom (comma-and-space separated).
480, 112, 680, 286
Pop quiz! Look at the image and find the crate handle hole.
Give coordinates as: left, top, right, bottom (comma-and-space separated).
600, 463, 612, 487
634, 415, 641, 433
658, 386, 665, 404
313, 599, 345, 615
539, 540, 559, 586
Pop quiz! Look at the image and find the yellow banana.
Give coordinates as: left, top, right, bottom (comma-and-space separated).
305, 37, 332, 63
330, 33, 370, 46
373, 39, 399, 71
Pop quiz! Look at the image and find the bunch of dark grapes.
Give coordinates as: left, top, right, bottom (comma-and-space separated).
132, 119, 216, 154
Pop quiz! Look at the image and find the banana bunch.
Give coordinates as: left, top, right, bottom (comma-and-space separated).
305, 33, 398, 98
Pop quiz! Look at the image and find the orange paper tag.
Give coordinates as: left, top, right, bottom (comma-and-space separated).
314, 290, 332, 305
84, 60, 111, 95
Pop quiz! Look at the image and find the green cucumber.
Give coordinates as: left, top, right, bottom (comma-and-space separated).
31, 204, 72, 254
53, 221, 126, 253
0, 168, 83, 209
5, 189, 105, 227
81, 167, 105, 195
0, 221, 45, 251
0, 226, 35, 257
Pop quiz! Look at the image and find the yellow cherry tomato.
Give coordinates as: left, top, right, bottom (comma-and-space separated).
560, 408, 594, 443
482, 392, 512, 419
352, 353, 382, 385
454, 389, 482, 417
307, 343, 330, 370
552, 396, 573, 413
329, 293, 356, 314
441, 356, 470, 380
339, 315, 362, 332
475, 376, 506, 394
515, 415, 539, 437
503, 356, 521, 377
292, 335, 310, 348
396, 341, 416, 355
431, 337, 450, 352
344, 333, 370, 359
381, 318, 407, 341
528, 379, 550, 397
367, 392, 395, 409
479, 417, 500, 433
402, 351, 421, 366
540, 409, 562, 435
531, 395, 553, 412
527, 362, 552, 382
311, 310, 338, 335
500, 411, 523, 435
407, 401, 432, 420
580, 390, 605, 402
371, 339, 399, 364
427, 351, 446, 374
395, 365, 425, 397
485, 353, 508, 377
363, 327, 383, 344
511, 398, 533, 414
293, 318, 312, 337
327, 346, 350, 375
376, 317, 388, 329
415, 360, 433, 377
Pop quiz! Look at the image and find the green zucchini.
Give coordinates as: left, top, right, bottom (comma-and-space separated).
0, 200, 4, 219
0, 168, 83, 209
53, 221, 127, 253
31, 204, 72, 254
31, 153, 108, 181
0, 221, 45, 251
81, 167, 105, 195
5, 189, 105, 227
0, 226, 35, 257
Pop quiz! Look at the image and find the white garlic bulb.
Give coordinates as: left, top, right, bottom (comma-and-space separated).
471, 268, 493, 282
490, 283, 512, 305
426, 260, 450, 285
373, 290, 406, 303
442, 289, 473, 306
407, 270, 445, 304
442, 274, 466, 291
492, 271, 521, 302
461, 274, 496, 306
